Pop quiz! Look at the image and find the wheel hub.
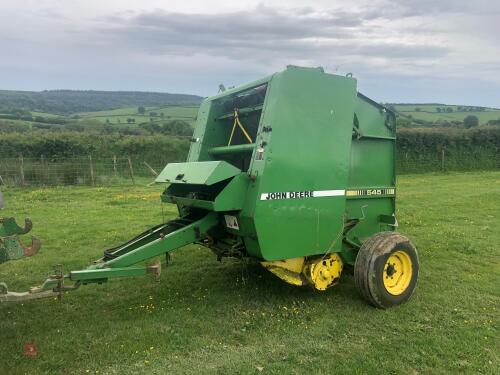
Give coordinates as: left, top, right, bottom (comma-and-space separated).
306, 253, 343, 291
383, 250, 413, 296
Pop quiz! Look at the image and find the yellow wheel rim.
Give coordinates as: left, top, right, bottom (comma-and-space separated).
383, 250, 413, 296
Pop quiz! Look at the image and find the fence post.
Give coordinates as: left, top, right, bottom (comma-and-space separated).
441, 148, 445, 172
127, 156, 135, 185
41, 155, 46, 183
143, 161, 158, 176
113, 155, 117, 178
89, 155, 95, 186
19, 155, 25, 186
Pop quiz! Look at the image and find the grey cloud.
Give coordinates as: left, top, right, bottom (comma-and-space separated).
104, 6, 363, 39
398, 0, 500, 15
1, 1, 498, 106
99, 6, 448, 62
354, 0, 500, 20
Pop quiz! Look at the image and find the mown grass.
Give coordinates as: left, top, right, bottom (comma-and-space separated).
0, 172, 498, 374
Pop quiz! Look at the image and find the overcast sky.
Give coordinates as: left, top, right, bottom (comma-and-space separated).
1, 0, 499, 106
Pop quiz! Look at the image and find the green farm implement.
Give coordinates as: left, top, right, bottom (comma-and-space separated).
1, 66, 419, 308
0, 191, 42, 299
0, 192, 41, 264
0, 217, 41, 263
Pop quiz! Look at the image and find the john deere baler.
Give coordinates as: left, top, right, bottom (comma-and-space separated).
1, 66, 419, 308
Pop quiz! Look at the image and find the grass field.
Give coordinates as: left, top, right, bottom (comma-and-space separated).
77, 106, 198, 127
392, 104, 500, 125
0, 172, 499, 374
1, 105, 198, 131
4, 102, 499, 131
30, 111, 65, 119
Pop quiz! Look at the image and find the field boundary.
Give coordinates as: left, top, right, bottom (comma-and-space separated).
0, 150, 499, 187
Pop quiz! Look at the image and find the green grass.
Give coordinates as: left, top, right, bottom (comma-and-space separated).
2, 106, 198, 131
30, 111, 65, 119
77, 106, 198, 126
0, 172, 499, 374
393, 104, 500, 125
0, 118, 37, 127
7, 102, 500, 130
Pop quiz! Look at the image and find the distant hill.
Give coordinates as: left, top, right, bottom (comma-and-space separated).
388, 103, 500, 126
0, 89, 203, 114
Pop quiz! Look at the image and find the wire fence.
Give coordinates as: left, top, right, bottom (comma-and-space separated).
396, 149, 500, 174
0, 150, 499, 187
0, 156, 167, 187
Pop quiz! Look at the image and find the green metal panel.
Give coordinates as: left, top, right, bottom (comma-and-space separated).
213, 173, 249, 211
162, 196, 215, 210
90, 212, 219, 272
155, 161, 241, 185
0, 236, 24, 263
0, 217, 40, 264
340, 94, 397, 264
242, 66, 358, 260
209, 144, 255, 156
348, 140, 394, 187
187, 99, 212, 162
187, 79, 271, 164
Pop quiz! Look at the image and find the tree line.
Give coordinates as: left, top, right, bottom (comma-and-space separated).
0, 90, 202, 114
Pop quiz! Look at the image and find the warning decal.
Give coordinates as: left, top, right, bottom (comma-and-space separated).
224, 215, 240, 230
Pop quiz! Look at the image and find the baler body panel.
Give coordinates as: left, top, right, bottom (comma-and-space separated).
342, 94, 397, 260
244, 67, 357, 260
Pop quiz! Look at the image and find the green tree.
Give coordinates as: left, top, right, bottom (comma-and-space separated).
139, 122, 161, 134
161, 120, 193, 136
138, 106, 145, 115
464, 115, 479, 128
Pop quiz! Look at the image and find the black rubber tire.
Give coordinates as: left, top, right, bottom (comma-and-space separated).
354, 232, 419, 309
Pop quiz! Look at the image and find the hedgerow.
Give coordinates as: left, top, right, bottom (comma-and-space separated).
1, 127, 499, 173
